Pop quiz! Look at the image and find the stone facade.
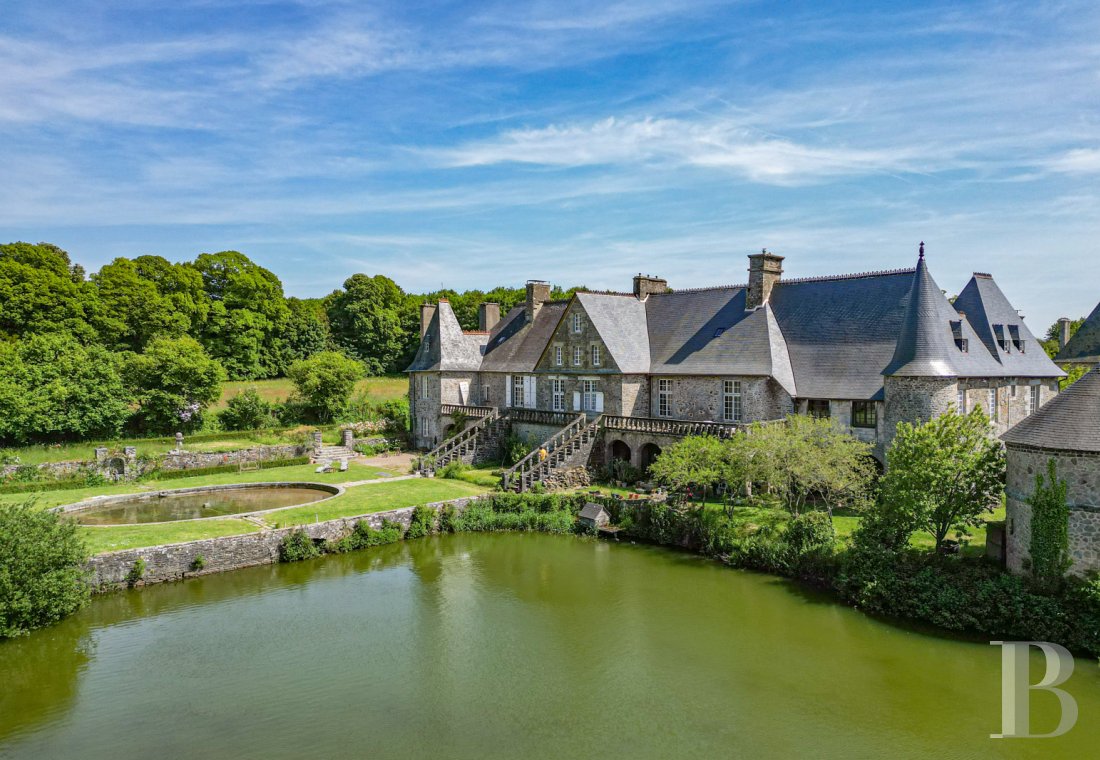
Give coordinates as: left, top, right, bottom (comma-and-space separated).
882, 376, 958, 449
86, 495, 479, 590
648, 375, 792, 423
1005, 445, 1100, 576
958, 378, 1059, 438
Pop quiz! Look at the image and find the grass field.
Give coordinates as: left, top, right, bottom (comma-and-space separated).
79, 477, 488, 554
214, 375, 407, 411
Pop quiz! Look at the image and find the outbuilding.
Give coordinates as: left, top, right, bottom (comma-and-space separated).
578, 502, 611, 530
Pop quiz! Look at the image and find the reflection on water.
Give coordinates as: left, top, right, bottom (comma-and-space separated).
1, 533, 1098, 759
74, 486, 329, 524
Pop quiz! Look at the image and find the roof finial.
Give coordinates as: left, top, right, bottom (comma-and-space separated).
919, 241, 925, 259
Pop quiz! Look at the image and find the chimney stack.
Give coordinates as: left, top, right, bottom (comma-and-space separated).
479, 302, 501, 332
746, 249, 784, 310
526, 280, 551, 321
1058, 317, 1073, 349
420, 302, 437, 338
633, 274, 669, 300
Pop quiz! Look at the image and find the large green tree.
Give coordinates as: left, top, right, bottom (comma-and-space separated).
649, 435, 729, 506
193, 251, 289, 379
125, 336, 226, 433
0, 242, 97, 341
872, 409, 1005, 551
0, 333, 132, 444
91, 257, 187, 351
287, 351, 364, 423
326, 274, 408, 375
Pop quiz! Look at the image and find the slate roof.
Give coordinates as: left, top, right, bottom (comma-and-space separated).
1057, 301, 1100, 365
413, 252, 1061, 399
575, 292, 651, 373
479, 302, 568, 373
579, 502, 609, 520
1002, 368, 1100, 452
883, 254, 1006, 379
953, 274, 1063, 377
406, 300, 486, 372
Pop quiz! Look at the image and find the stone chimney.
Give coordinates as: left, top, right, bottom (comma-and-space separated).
633, 274, 669, 299
479, 302, 501, 332
1058, 317, 1073, 349
746, 249, 784, 310
526, 280, 551, 321
420, 302, 437, 337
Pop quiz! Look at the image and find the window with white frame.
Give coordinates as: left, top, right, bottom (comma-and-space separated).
482, 384, 491, 404
957, 388, 966, 413
591, 344, 601, 366
658, 379, 672, 417
420, 375, 429, 399
513, 376, 525, 408
554, 345, 563, 366
551, 378, 565, 412
723, 380, 742, 422
582, 379, 598, 411
1029, 385, 1041, 416
573, 346, 583, 366
572, 313, 582, 333
988, 388, 997, 421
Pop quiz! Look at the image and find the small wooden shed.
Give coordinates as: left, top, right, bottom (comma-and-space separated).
579, 502, 611, 529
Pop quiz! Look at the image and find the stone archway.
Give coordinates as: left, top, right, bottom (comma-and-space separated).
610, 439, 632, 462
105, 457, 127, 481
640, 443, 662, 473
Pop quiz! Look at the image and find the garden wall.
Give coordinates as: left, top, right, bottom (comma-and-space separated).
86, 496, 479, 590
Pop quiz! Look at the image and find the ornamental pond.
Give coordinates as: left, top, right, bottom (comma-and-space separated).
2, 533, 1099, 759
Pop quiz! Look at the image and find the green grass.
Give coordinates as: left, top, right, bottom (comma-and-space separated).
214, 375, 407, 411
0, 461, 399, 509
262, 478, 488, 528
82, 519, 263, 555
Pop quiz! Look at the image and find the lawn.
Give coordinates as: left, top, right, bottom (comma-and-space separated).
214, 375, 407, 411
1, 460, 403, 509
77, 477, 489, 554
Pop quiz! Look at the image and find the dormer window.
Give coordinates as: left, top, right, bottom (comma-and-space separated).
1008, 325, 1025, 353
571, 313, 582, 333
993, 324, 1010, 352
950, 321, 968, 352
424, 334, 431, 351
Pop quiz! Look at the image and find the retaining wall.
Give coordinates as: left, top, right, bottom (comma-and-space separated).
85, 496, 478, 590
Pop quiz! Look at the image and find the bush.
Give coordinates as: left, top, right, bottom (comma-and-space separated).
190, 555, 206, 572
279, 530, 321, 562
404, 505, 436, 539
0, 502, 90, 638
783, 511, 835, 554
218, 387, 277, 431
437, 460, 469, 480
501, 432, 532, 467
125, 557, 146, 588
287, 351, 364, 423
328, 519, 404, 553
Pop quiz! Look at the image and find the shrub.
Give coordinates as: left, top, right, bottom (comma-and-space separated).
437, 460, 469, 480
279, 530, 321, 562
287, 351, 364, 424
0, 502, 90, 638
783, 511, 835, 554
218, 387, 277, 431
190, 555, 206, 572
404, 505, 436, 539
501, 432, 532, 467
1029, 459, 1071, 588
126, 557, 146, 588
328, 519, 404, 553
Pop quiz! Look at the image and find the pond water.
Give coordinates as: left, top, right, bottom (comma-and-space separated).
72, 486, 331, 525
1, 533, 1099, 759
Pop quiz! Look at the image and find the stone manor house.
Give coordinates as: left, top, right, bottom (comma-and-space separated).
407, 245, 1064, 493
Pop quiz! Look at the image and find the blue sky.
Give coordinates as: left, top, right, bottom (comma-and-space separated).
2, 0, 1098, 331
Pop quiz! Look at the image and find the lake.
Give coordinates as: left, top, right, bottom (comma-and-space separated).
2, 533, 1098, 759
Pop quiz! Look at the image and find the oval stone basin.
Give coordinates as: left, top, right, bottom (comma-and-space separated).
64, 484, 337, 526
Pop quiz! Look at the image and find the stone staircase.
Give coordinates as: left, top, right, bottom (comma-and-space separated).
502, 414, 602, 493
312, 445, 358, 463
418, 409, 506, 474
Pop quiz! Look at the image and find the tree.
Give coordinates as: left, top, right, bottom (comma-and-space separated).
326, 274, 409, 375
193, 251, 289, 379
1041, 317, 1084, 359
126, 336, 226, 433
649, 435, 728, 506
875, 409, 1005, 551
0, 333, 132, 444
218, 387, 276, 431
91, 257, 185, 350
0, 242, 97, 341
0, 502, 90, 638
287, 351, 364, 423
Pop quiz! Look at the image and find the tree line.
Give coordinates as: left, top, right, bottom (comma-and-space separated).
0, 241, 582, 443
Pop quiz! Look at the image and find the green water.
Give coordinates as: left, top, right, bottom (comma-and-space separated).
2, 534, 1099, 759
73, 486, 329, 525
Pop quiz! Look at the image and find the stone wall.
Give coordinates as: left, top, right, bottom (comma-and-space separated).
410, 371, 441, 448
959, 378, 1060, 438
160, 443, 309, 472
646, 375, 792, 423
1005, 445, 1100, 577
882, 376, 958, 448
541, 466, 592, 491
86, 496, 479, 590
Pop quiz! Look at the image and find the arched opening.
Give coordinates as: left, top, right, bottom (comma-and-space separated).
640, 443, 662, 473
610, 440, 632, 462
105, 457, 126, 481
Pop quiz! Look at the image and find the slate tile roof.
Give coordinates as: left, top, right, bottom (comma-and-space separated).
1057, 301, 1100, 365
411, 252, 1063, 399
1002, 368, 1100, 452
406, 300, 486, 372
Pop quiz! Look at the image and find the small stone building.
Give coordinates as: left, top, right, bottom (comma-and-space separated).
578, 502, 611, 529
1002, 368, 1100, 576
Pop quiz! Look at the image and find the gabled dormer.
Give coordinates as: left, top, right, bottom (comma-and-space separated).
535, 291, 649, 374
